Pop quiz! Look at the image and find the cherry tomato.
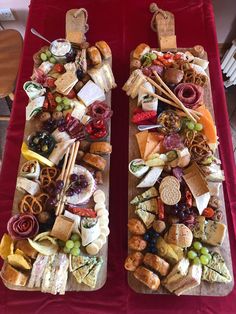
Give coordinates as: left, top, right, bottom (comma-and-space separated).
46, 77, 56, 88
174, 54, 181, 60
153, 59, 164, 66
163, 53, 172, 59
202, 207, 215, 218
53, 63, 64, 73
43, 99, 49, 111
66, 89, 76, 99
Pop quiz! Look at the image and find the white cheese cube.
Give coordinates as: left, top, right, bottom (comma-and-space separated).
71, 101, 86, 121
77, 80, 105, 107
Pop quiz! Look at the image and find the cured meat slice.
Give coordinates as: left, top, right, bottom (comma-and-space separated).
174, 83, 203, 109
163, 134, 184, 150
7, 214, 39, 240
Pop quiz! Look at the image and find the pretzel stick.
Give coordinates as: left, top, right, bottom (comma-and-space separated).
59, 147, 70, 181
152, 71, 197, 123
57, 141, 80, 216
141, 86, 201, 121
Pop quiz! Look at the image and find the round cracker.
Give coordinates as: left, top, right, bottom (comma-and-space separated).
100, 226, 110, 236
160, 176, 180, 189
93, 190, 106, 203
86, 242, 100, 255
92, 238, 103, 249
94, 203, 106, 212
97, 208, 109, 217
160, 187, 181, 205
98, 233, 107, 245
99, 216, 109, 226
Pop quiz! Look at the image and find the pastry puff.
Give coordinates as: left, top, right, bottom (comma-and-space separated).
134, 266, 160, 291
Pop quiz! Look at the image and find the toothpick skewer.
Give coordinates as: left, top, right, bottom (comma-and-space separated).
140, 86, 201, 121
152, 71, 197, 123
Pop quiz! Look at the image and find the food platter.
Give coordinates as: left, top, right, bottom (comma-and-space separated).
123, 44, 234, 296
0, 8, 116, 294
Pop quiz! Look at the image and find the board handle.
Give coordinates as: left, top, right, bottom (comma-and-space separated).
66, 8, 89, 44
149, 3, 177, 51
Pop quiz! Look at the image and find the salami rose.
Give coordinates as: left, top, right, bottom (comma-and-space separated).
7, 214, 39, 240
174, 83, 203, 109
89, 101, 113, 120
163, 134, 184, 150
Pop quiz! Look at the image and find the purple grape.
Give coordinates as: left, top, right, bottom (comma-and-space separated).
185, 209, 191, 215
177, 211, 185, 220
70, 174, 79, 182
149, 238, 157, 245
80, 181, 88, 189
79, 175, 86, 181
46, 197, 57, 210
171, 208, 178, 216
66, 189, 75, 196
143, 233, 150, 241
56, 180, 64, 191
58, 125, 66, 132
74, 187, 81, 194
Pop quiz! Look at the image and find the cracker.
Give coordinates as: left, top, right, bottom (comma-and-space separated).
160, 186, 181, 205
159, 176, 180, 193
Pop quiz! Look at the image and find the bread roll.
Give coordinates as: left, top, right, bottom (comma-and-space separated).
128, 218, 146, 235
87, 46, 102, 65
15, 239, 38, 259
165, 224, 193, 248
144, 253, 170, 276
128, 235, 147, 251
95, 41, 112, 59
83, 153, 107, 171
1, 263, 29, 287
134, 266, 160, 290
90, 142, 112, 155
132, 43, 150, 60
124, 252, 144, 271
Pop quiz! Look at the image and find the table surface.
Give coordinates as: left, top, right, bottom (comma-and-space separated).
0, 1, 236, 314
0, 29, 23, 97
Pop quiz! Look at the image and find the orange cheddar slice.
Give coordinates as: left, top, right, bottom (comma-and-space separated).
144, 132, 164, 160
196, 106, 217, 144
136, 131, 148, 159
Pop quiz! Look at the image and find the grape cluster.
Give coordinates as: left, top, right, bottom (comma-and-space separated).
170, 204, 195, 226
45, 180, 64, 210
187, 241, 212, 266
42, 118, 65, 133
66, 174, 89, 197
143, 228, 159, 253
58, 233, 81, 256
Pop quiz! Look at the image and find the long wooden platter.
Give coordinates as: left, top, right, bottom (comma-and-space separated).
128, 49, 234, 296
1, 9, 114, 293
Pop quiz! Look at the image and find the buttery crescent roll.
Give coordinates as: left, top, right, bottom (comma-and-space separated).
124, 252, 144, 271
83, 153, 106, 171
90, 142, 112, 155
87, 46, 102, 65
143, 253, 170, 276
134, 266, 160, 291
95, 41, 112, 59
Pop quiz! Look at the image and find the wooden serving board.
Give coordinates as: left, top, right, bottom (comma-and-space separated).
128, 49, 234, 296
2, 61, 112, 293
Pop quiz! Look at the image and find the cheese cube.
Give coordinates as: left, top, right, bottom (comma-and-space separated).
71, 101, 86, 121
77, 80, 105, 107
204, 221, 226, 246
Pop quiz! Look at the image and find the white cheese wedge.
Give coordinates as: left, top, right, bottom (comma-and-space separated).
193, 57, 209, 70
137, 167, 163, 188
38, 61, 54, 74
138, 82, 154, 104
71, 101, 86, 121
16, 177, 40, 196
77, 80, 105, 107
191, 64, 208, 76
64, 210, 81, 233
195, 192, 210, 215
26, 96, 45, 120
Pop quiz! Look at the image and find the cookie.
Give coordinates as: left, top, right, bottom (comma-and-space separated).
159, 176, 180, 193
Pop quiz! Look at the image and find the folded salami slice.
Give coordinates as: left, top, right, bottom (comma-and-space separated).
7, 214, 39, 240
174, 83, 203, 109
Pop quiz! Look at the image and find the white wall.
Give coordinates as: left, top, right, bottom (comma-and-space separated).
0, 0, 235, 43
0, 0, 30, 37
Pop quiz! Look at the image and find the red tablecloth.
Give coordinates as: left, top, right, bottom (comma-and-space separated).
0, 1, 235, 313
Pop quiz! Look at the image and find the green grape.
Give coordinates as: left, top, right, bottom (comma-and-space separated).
74, 240, 81, 248
40, 53, 47, 61
63, 104, 71, 110
200, 247, 209, 255
71, 234, 80, 241
200, 255, 209, 265
55, 96, 62, 103
49, 57, 56, 64
65, 240, 74, 249
45, 50, 52, 58
63, 97, 70, 105
186, 122, 195, 130
193, 257, 201, 265
56, 105, 63, 112
63, 246, 71, 254
206, 253, 212, 261
194, 123, 203, 131
187, 250, 197, 260
150, 53, 157, 60
193, 241, 202, 251
71, 247, 80, 256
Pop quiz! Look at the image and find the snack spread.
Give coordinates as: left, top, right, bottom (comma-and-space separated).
124, 43, 232, 295
0, 11, 116, 294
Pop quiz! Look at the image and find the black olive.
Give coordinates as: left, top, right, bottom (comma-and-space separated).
76, 69, 84, 80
